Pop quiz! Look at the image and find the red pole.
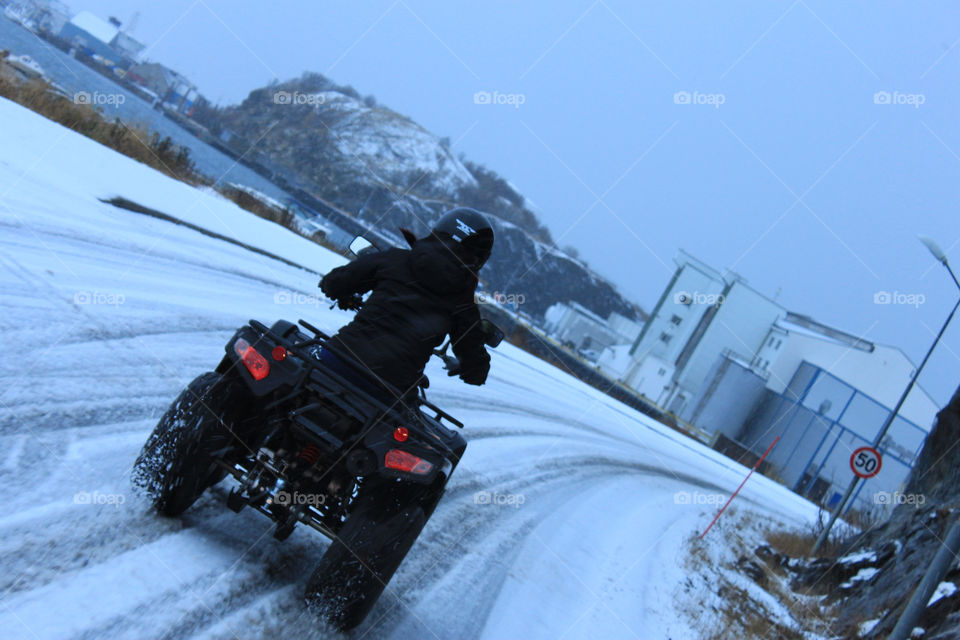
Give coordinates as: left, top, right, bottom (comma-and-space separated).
699, 436, 780, 539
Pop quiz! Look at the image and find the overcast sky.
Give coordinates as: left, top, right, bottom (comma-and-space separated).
68, 0, 960, 407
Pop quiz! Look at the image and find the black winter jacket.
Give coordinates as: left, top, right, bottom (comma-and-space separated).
319, 237, 491, 396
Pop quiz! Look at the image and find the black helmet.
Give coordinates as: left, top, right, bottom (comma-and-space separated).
430, 207, 494, 269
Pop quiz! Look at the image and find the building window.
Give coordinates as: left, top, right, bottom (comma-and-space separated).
659, 332, 672, 344
776, 339, 782, 349
670, 315, 682, 326
768, 337, 775, 347
657, 368, 667, 376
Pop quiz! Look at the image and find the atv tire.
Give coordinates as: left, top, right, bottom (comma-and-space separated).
304, 484, 428, 630
132, 371, 242, 516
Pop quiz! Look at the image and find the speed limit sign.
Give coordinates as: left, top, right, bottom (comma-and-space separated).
850, 446, 882, 479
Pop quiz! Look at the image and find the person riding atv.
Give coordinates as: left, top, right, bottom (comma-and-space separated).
318, 208, 495, 403
132, 209, 502, 631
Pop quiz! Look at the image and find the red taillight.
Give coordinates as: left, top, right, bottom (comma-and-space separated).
271, 346, 287, 361
384, 449, 433, 475
393, 426, 409, 442
234, 338, 270, 381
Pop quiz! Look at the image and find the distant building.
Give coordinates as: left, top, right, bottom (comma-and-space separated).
543, 302, 642, 362
619, 250, 938, 513
112, 30, 145, 61
594, 312, 644, 376
607, 311, 644, 345
58, 11, 145, 69
624, 250, 783, 411
60, 11, 120, 63
5, 0, 69, 35
36, 1, 68, 34
126, 62, 199, 115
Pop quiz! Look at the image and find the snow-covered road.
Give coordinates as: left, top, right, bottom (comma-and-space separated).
0, 97, 820, 639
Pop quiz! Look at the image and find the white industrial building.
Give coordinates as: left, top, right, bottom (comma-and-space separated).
611, 250, 939, 513
543, 302, 642, 361
617, 251, 784, 412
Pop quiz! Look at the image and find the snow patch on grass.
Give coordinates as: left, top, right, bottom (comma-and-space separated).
679, 508, 834, 640
928, 581, 957, 606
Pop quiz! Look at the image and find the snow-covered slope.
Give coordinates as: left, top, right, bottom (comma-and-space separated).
226, 84, 475, 197
315, 91, 476, 193
0, 97, 820, 640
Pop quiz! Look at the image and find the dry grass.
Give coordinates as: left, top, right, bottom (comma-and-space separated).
679, 511, 841, 640
766, 528, 818, 558
765, 524, 847, 559
704, 583, 809, 640
0, 63, 355, 261
213, 184, 350, 258
694, 545, 839, 640
216, 185, 296, 228
0, 70, 197, 183
840, 505, 884, 533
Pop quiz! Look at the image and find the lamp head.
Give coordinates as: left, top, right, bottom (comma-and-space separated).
919, 236, 948, 265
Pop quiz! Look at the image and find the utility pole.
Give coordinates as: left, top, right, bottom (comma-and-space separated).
812, 237, 960, 554
889, 516, 960, 640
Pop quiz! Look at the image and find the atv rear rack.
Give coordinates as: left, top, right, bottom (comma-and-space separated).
246, 318, 463, 430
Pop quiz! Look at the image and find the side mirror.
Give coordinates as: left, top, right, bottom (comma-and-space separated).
349, 236, 376, 256
480, 319, 505, 348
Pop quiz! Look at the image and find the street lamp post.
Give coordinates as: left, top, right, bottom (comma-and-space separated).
811, 237, 960, 554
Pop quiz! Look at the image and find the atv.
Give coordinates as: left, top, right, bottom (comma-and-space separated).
132, 276, 503, 629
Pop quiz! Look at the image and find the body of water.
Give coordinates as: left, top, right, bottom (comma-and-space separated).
0, 17, 292, 203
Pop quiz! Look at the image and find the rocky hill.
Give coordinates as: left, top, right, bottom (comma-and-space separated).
193, 73, 642, 322
829, 385, 960, 639
756, 385, 960, 639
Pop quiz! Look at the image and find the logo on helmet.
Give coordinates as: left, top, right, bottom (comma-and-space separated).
455, 219, 476, 239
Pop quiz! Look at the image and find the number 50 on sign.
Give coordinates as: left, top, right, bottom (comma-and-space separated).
850, 446, 882, 479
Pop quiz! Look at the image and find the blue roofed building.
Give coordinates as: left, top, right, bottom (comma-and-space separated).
59, 11, 144, 69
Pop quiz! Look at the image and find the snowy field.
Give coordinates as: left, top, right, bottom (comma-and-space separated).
0, 97, 822, 639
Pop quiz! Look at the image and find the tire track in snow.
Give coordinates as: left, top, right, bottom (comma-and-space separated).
0, 181, 792, 640
0, 439, 727, 640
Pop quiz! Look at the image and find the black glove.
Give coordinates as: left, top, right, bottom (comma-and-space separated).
458, 359, 490, 385
337, 294, 363, 311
